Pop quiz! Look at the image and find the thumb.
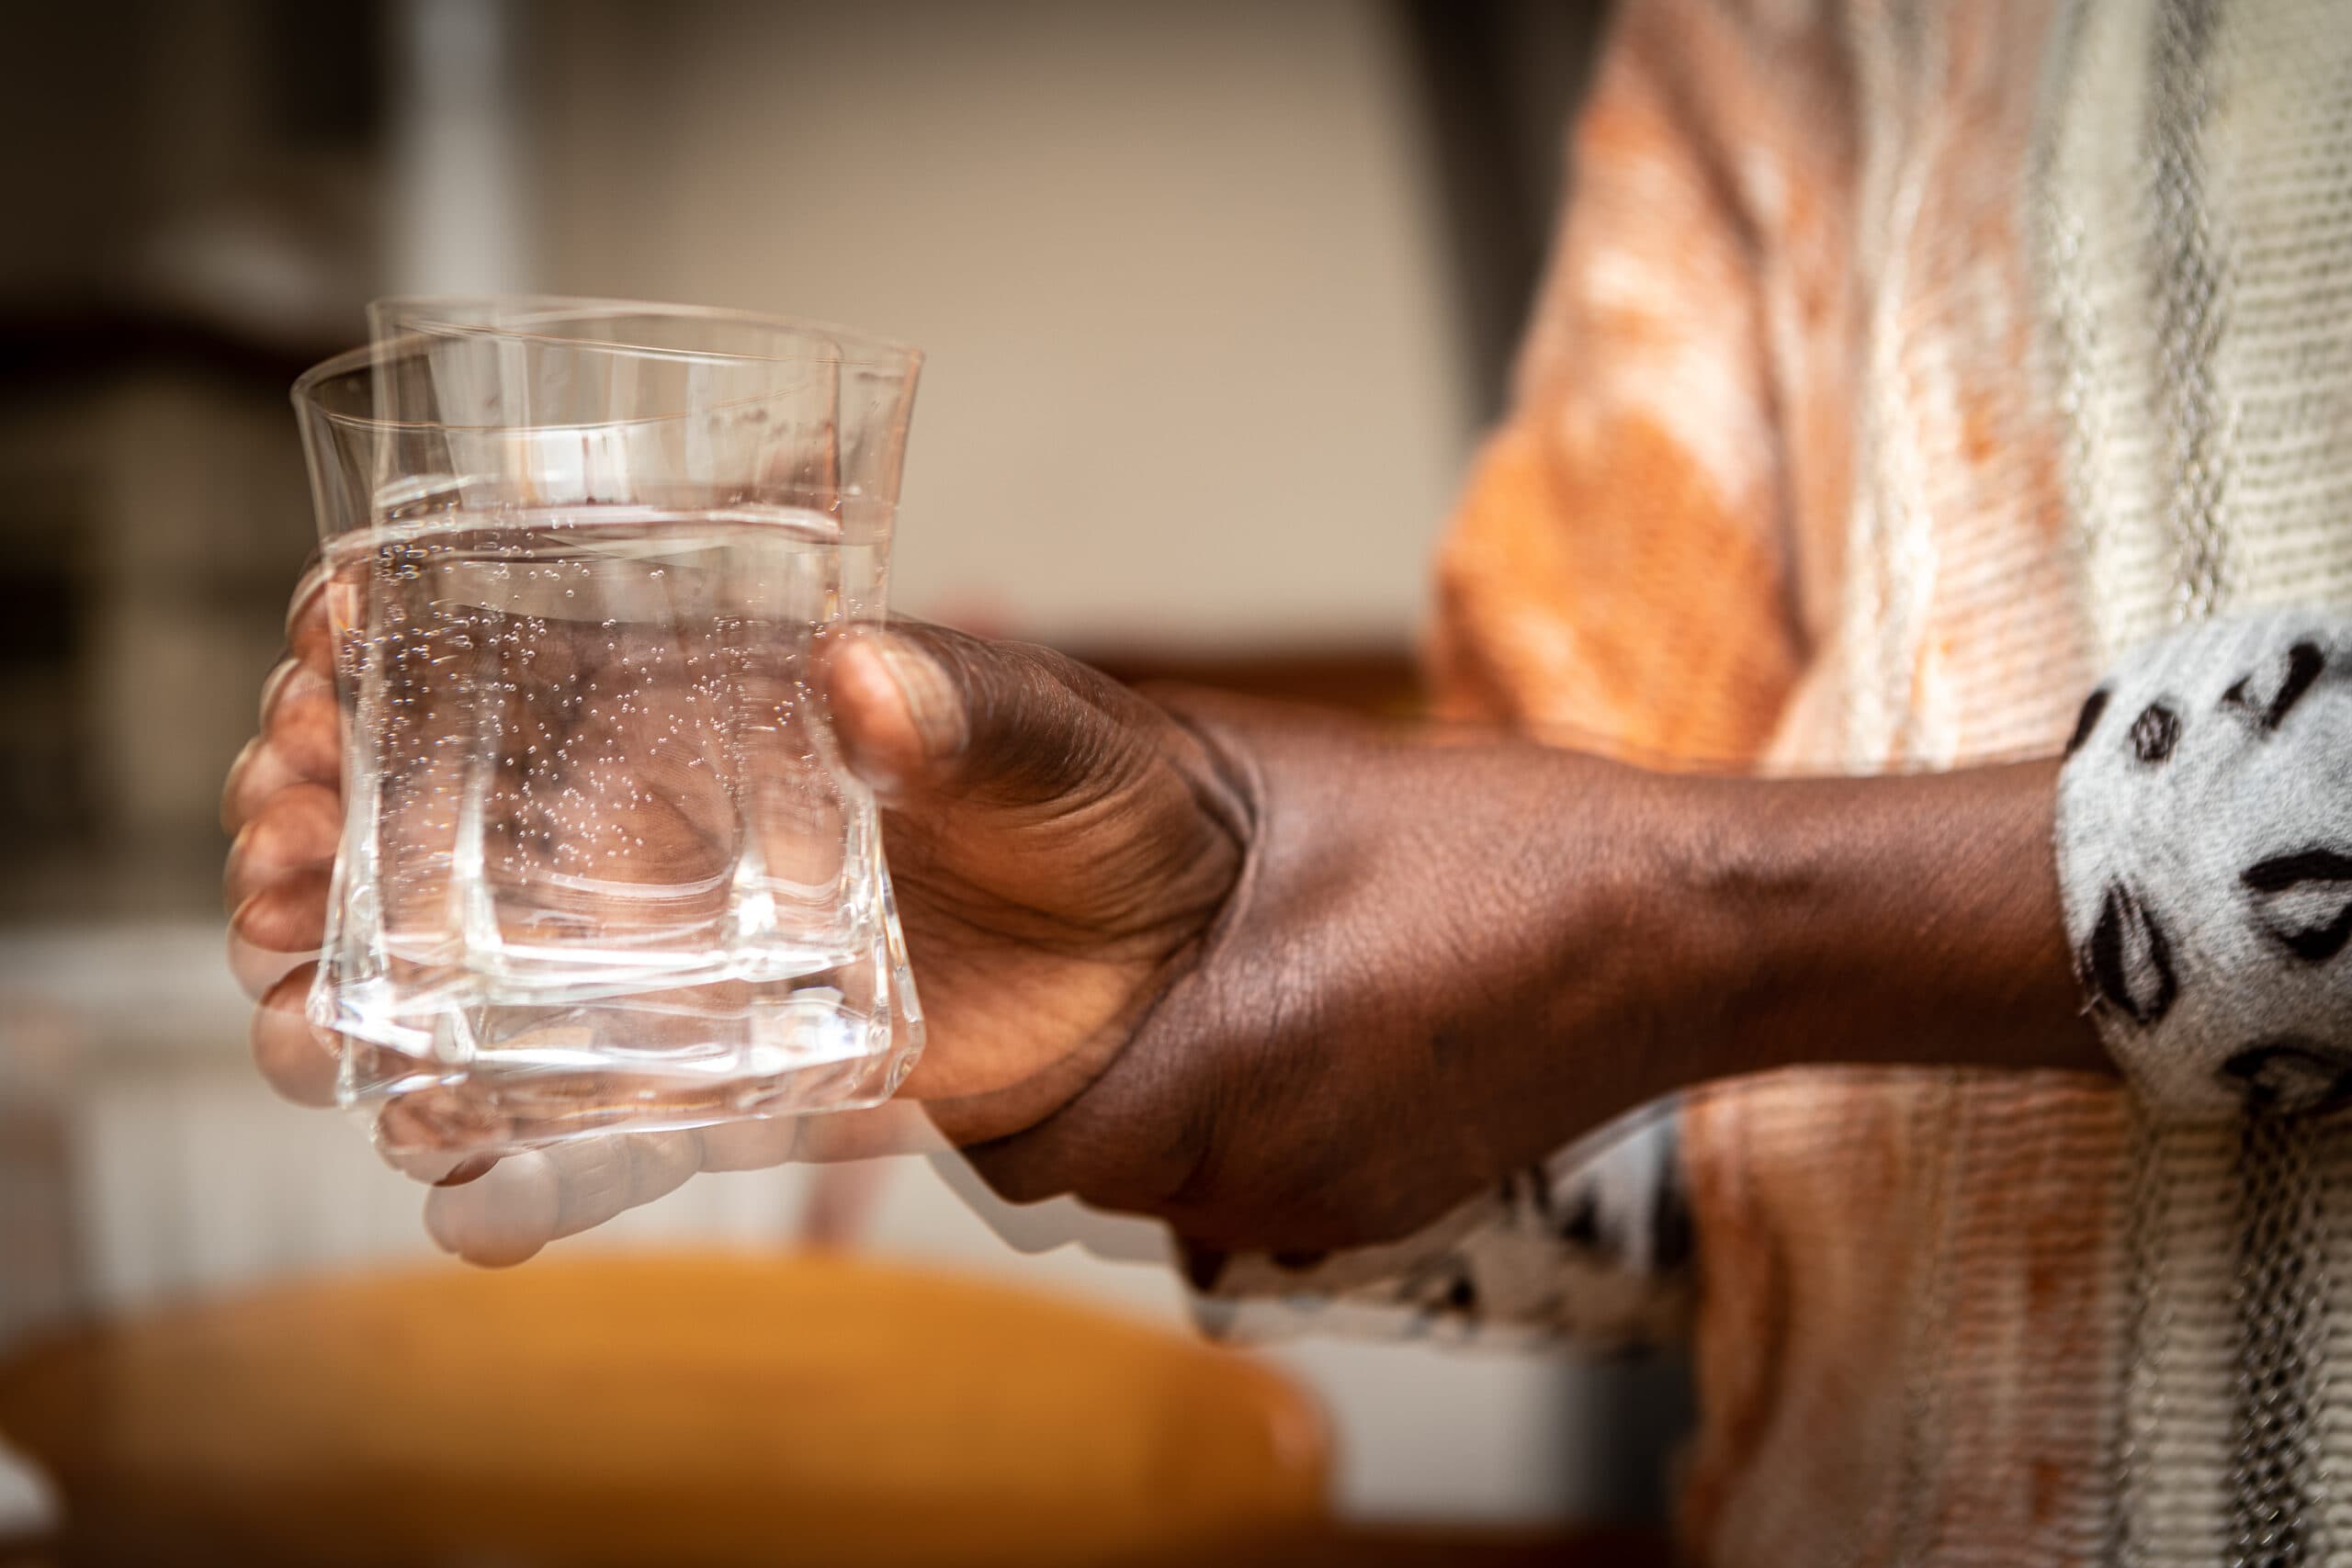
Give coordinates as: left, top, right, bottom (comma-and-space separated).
821, 622, 1154, 807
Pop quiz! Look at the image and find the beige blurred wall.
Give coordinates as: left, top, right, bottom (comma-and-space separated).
505, 0, 1476, 649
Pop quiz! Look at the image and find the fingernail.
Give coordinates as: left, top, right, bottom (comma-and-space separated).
258, 659, 299, 727
435, 1155, 498, 1188
423, 1194, 461, 1255
287, 563, 327, 639
875, 637, 968, 762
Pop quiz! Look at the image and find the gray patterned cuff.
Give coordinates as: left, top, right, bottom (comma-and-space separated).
2055, 609, 2352, 1117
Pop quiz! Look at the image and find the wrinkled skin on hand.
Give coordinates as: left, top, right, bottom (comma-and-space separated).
222, 558, 1241, 1263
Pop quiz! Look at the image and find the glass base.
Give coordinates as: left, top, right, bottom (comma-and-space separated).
321, 923, 922, 1160
340, 1026, 916, 1158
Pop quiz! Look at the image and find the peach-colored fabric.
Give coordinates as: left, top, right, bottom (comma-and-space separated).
1670, 1070, 2128, 1564
1428, 2, 2130, 1562
1431, 0, 1843, 761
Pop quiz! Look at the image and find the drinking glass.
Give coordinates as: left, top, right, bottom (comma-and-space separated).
290, 299, 923, 1156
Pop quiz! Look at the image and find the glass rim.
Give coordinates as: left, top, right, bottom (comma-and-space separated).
373, 294, 921, 369
294, 344, 805, 435
296, 337, 917, 439
298, 296, 921, 433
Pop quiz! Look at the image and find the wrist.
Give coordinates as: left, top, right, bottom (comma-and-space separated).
1489, 760, 1753, 1145
1692, 761, 2105, 1077
1140, 717, 1728, 1247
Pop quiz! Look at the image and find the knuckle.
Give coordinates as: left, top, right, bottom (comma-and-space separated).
230, 871, 331, 953
251, 967, 338, 1107
220, 737, 266, 829
226, 786, 342, 908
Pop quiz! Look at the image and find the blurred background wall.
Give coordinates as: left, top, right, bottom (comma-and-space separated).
0, 0, 1686, 1534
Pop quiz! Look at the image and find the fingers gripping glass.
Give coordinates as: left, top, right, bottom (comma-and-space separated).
290, 298, 924, 1158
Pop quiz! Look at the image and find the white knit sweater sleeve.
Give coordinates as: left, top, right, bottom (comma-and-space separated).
2056, 607, 2352, 1115
1182, 1101, 1693, 1352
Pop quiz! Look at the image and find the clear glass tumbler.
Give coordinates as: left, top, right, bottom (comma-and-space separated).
291, 299, 923, 1156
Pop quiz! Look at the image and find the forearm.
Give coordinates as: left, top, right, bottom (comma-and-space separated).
1146, 705, 1724, 1250
1689, 761, 2107, 1081
1377, 757, 2112, 1225
966, 697, 2101, 1254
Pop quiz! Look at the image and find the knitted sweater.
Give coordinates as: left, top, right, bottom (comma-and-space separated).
1204, 1, 2352, 1562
